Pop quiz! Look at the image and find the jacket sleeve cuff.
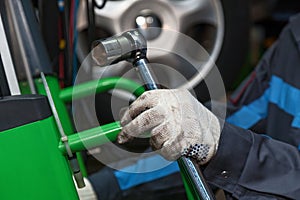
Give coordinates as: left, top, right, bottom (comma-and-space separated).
203, 121, 253, 194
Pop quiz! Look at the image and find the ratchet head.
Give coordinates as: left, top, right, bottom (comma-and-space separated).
91, 30, 147, 67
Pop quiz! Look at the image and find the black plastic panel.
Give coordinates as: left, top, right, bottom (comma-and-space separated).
0, 95, 52, 132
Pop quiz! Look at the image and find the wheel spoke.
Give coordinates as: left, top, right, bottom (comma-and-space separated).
94, 0, 136, 33
169, 0, 218, 31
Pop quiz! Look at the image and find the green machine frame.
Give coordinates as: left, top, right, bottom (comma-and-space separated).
0, 0, 201, 198
16, 75, 198, 199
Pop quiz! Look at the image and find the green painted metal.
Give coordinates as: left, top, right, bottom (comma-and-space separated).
181, 172, 197, 200
20, 76, 197, 199
178, 161, 201, 200
59, 120, 198, 200
58, 120, 198, 200
35, 77, 74, 135
0, 117, 79, 200
58, 121, 121, 153
59, 77, 145, 102
20, 76, 88, 177
19, 76, 145, 177
19, 76, 145, 178
35, 76, 88, 177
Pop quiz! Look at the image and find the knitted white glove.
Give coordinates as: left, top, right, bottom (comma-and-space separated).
117, 89, 221, 165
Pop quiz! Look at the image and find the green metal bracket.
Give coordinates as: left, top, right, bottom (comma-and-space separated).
60, 76, 145, 102
20, 76, 197, 199
58, 121, 121, 153
20, 75, 145, 178
20, 76, 88, 177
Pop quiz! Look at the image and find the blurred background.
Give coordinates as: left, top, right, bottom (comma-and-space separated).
29, 0, 300, 97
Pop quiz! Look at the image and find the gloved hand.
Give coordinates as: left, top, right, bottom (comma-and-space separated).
117, 89, 221, 165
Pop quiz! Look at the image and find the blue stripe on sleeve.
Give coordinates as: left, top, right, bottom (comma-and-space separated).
226, 89, 269, 129
227, 75, 300, 128
268, 76, 300, 127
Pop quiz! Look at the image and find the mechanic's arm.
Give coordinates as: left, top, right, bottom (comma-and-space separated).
207, 17, 300, 198
205, 120, 300, 199
117, 89, 300, 199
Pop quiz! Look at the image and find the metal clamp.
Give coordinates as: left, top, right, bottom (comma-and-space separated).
41, 73, 85, 188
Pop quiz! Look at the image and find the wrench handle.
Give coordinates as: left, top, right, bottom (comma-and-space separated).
133, 58, 215, 200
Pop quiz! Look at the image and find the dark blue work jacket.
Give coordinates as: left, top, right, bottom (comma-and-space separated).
205, 13, 300, 199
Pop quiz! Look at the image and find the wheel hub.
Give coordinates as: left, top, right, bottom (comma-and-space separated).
135, 10, 162, 40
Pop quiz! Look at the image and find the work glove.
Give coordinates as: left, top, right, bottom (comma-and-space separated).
117, 89, 221, 165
